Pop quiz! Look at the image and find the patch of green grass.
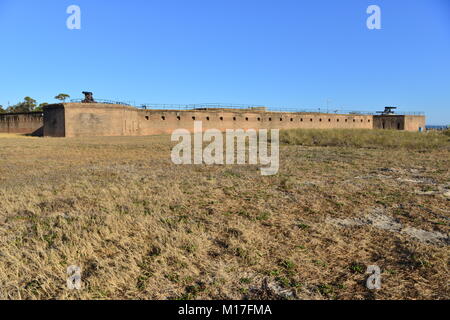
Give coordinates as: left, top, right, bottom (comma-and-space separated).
178, 282, 207, 300
239, 287, 249, 294
239, 277, 251, 284
276, 276, 290, 288
349, 263, 365, 274
421, 185, 438, 192
165, 273, 180, 283
317, 284, 334, 296
411, 255, 432, 269
223, 170, 242, 178
280, 260, 296, 271
257, 212, 271, 221
225, 210, 252, 219
313, 260, 327, 267
385, 269, 397, 275
181, 243, 197, 254
24, 279, 42, 294
136, 273, 152, 291
297, 223, 310, 230
269, 270, 281, 277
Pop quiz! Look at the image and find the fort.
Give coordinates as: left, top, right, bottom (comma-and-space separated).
0, 97, 426, 137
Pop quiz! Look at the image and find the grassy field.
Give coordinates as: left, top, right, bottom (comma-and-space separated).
0, 129, 448, 300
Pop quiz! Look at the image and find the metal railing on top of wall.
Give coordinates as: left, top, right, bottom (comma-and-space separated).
138, 104, 424, 116
70, 99, 134, 106
68, 99, 425, 116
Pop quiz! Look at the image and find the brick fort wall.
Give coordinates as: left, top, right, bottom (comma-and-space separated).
41, 103, 426, 138
0, 112, 44, 135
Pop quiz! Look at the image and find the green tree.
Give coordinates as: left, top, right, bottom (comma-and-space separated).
35, 103, 49, 112
0, 105, 5, 114
55, 93, 70, 102
24, 97, 37, 109
7, 97, 37, 113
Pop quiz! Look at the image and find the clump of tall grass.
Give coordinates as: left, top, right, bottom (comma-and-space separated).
443, 129, 450, 137
280, 129, 450, 150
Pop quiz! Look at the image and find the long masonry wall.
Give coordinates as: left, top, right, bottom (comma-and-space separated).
0, 112, 44, 135
44, 103, 379, 137
138, 110, 374, 135
41, 103, 426, 137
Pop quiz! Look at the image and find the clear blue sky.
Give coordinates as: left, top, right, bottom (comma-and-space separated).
0, 0, 449, 124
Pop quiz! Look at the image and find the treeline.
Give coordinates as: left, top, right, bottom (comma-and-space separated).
0, 94, 70, 114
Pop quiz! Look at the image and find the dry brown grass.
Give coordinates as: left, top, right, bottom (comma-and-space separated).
443, 129, 450, 137
0, 133, 35, 139
280, 129, 450, 150
0, 130, 448, 300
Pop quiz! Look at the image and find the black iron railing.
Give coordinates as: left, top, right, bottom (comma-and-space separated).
70, 99, 134, 106
68, 99, 425, 116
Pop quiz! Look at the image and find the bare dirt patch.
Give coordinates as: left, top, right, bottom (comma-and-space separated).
327, 208, 449, 246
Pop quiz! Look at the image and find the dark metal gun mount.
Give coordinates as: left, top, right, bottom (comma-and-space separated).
82, 91, 96, 103
376, 106, 397, 115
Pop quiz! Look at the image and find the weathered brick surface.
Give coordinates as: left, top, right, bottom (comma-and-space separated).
373, 115, 426, 132
41, 103, 426, 137
0, 112, 44, 135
